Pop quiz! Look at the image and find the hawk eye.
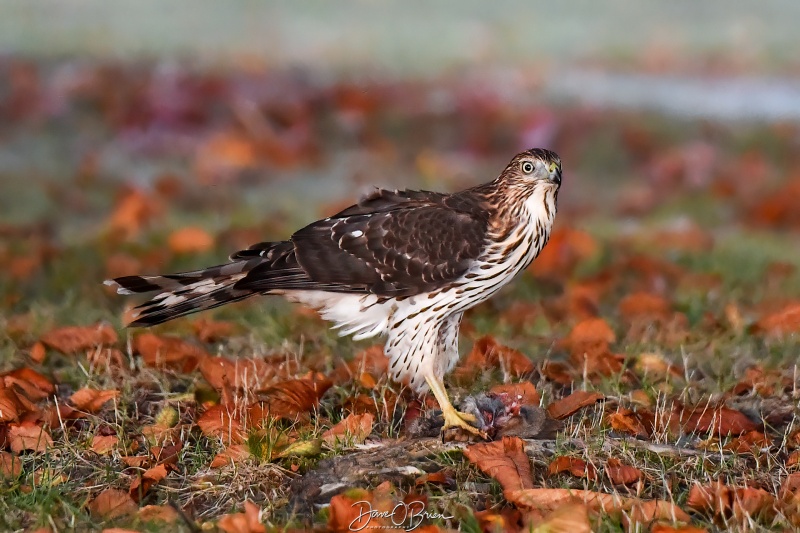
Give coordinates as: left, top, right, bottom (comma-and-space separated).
521, 161, 535, 174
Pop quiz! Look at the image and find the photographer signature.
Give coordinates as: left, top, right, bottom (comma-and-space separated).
349, 500, 454, 531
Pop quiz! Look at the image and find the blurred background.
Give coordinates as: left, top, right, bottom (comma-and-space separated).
2, 0, 800, 342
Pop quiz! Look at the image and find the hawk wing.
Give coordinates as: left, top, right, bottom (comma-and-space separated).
234, 189, 490, 297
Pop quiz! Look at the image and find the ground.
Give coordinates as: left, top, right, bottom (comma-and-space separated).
1, 58, 800, 532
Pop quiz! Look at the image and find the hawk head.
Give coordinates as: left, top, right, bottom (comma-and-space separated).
500, 148, 562, 190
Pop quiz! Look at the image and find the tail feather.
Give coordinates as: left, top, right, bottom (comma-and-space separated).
106, 261, 261, 327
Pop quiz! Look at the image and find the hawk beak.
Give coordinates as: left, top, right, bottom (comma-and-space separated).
548, 162, 562, 185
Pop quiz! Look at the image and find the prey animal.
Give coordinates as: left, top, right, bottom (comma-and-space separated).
106, 148, 562, 437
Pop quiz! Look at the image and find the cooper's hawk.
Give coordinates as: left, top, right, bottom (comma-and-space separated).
106, 148, 562, 437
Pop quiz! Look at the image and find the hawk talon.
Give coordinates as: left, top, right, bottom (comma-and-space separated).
441, 408, 488, 440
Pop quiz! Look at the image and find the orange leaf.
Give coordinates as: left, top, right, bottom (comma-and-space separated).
211, 444, 252, 468
199, 356, 280, 393
565, 318, 616, 359
529, 503, 592, 533
650, 524, 709, 533
70, 388, 120, 413
529, 228, 598, 279
138, 505, 181, 524
87, 488, 138, 519
547, 391, 604, 420
618, 292, 672, 322
8, 423, 52, 453
507, 488, 690, 522
40, 324, 117, 354
322, 413, 374, 446
107, 187, 161, 239
753, 302, 800, 337
133, 333, 206, 372
0, 451, 22, 478
130, 463, 170, 503
464, 436, 533, 492
254, 378, 332, 421
490, 381, 541, 407
91, 435, 119, 455
197, 405, 244, 445
454, 336, 534, 382
681, 405, 757, 436
218, 500, 266, 533
547, 456, 598, 480
0, 388, 24, 422
686, 481, 775, 522
168, 226, 215, 254
30, 341, 46, 363
192, 318, 237, 343
607, 408, 651, 439
605, 458, 643, 486
329, 345, 389, 386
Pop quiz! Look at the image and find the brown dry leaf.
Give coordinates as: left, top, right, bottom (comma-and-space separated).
254, 378, 332, 421
210, 444, 252, 468
8, 423, 52, 453
133, 333, 207, 372
322, 413, 374, 446
540, 361, 573, 386
197, 405, 244, 445
605, 458, 643, 486
547, 456, 598, 481
120, 456, 150, 468
529, 228, 598, 279
528, 503, 592, 533
454, 336, 534, 382
490, 381, 541, 407
91, 435, 119, 455
635, 352, 684, 379
130, 463, 170, 503
565, 318, 616, 359
218, 500, 266, 533
650, 524, 709, 533
464, 436, 534, 492
192, 318, 238, 343
70, 388, 120, 413
723, 430, 772, 454
0, 387, 24, 422
0, 451, 22, 478
107, 187, 161, 239
507, 488, 690, 522
138, 505, 181, 524
30, 341, 46, 363
618, 292, 672, 322
199, 356, 280, 393
168, 226, 215, 254
607, 408, 651, 439
3, 368, 55, 401
547, 391, 604, 420
753, 302, 800, 337
686, 481, 775, 522
328, 490, 389, 532
681, 405, 757, 436
87, 488, 138, 519
329, 345, 389, 386
40, 323, 117, 354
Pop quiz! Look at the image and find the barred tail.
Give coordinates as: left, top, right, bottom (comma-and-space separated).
105, 260, 260, 327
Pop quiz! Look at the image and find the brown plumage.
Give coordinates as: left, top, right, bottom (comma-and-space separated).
107, 148, 562, 438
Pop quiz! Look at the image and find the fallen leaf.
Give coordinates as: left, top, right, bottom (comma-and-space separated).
197, 405, 244, 445
329, 345, 389, 386
70, 388, 120, 413
254, 378, 332, 420
40, 324, 117, 354
130, 463, 170, 503
87, 488, 138, 519
547, 456, 598, 481
686, 481, 775, 522
564, 318, 616, 360
138, 504, 181, 524
218, 500, 266, 533
547, 391, 604, 420
507, 488, 690, 523
322, 413, 374, 446
106, 187, 161, 239
528, 503, 592, 533
650, 524, 708, 533
192, 318, 237, 343
489, 381, 541, 407
454, 336, 534, 382
607, 408, 651, 439
529, 228, 598, 279
8, 423, 52, 453
199, 356, 280, 393
211, 444, 252, 468
753, 302, 800, 337
605, 458, 643, 486
29, 341, 46, 363
168, 226, 215, 254
681, 405, 757, 436
0, 388, 24, 422
464, 436, 534, 492
133, 333, 206, 372
619, 292, 672, 322
91, 435, 119, 455
0, 451, 22, 478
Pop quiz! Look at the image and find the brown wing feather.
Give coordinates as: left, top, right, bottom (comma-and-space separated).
235, 188, 490, 297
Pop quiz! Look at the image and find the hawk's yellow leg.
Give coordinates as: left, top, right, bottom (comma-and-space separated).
425, 375, 487, 439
